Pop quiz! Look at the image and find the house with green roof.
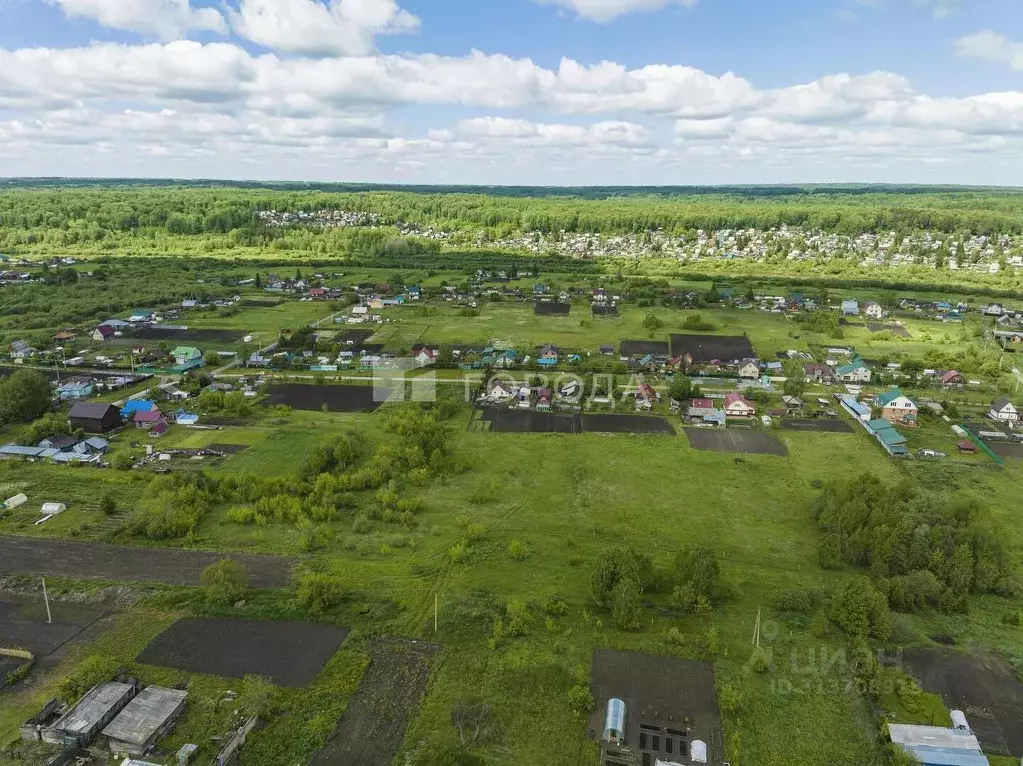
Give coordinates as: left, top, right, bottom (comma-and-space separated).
171, 346, 204, 372
836, 358, 871, 383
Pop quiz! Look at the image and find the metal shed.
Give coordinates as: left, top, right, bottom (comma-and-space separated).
888, 724, 990, 766
43, 682, 135, 747
103, 686, 188, 756
603, 697, 626, 744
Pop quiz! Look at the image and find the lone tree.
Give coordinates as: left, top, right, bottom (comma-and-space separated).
200, 559, 248, 605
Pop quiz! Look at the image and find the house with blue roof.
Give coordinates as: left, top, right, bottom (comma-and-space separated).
57, 379, 95, 401
841, 300, 859, 316
121, 399, 156, 418
537, 345, 559, 367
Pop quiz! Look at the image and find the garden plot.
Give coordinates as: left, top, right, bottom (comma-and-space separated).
205, 443, 249, 454
780, 419, 853, 433
262, 383, 391, 412
0, 599, 105, 659
619, 339, 670, 357
481, 409, 581, 433
534, 301, 570, 316
582, 414, 676, 435
866, 322, 911, 337
683, 428, 788, 456
902, 648, 1023, 758
0, 536, 294, 587
129, 327, 246, 343
591, 305, 619, 317
587, 649, 724, 765
987, 441, 1023, 459
310, 638, 439, 766
669, 333, 754, 363
137, 617, 349, 687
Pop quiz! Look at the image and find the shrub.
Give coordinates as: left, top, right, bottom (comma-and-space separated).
98, 494, 117, 516
567, 684, 594, 719
541, 594, 569, 617
295, 573, 345, 613
200, 559, 248, 605
610, 578, 643, 631
508, 539, 529, 561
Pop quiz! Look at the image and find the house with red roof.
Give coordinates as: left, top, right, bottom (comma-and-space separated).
133, 409, 163, 429
723, 392, 756, 418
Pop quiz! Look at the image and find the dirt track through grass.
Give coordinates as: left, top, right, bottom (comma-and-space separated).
0, 536, 294, 587
310, 638, 439, 766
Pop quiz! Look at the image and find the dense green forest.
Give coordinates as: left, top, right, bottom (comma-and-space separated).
2, 185, 1023, 244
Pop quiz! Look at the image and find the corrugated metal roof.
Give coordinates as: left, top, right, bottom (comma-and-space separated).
898, 744, 989, 766
102, 686, 187, 746
53, 682, 134, 736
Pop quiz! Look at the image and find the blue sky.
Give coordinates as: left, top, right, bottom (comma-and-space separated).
0, 0, 1021, 183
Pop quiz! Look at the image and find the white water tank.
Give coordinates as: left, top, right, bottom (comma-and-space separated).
40, 502, 66, 515
950, 709, 970, 731
3, 493, 27, 509
691, 739, 708, 763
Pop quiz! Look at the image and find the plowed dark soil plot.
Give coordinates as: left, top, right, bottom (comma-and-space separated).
619, 339, 670, 356
587, 650, 723, 765
781, 419, 853, 433
670, 334, 754, 363
866, 322, 910, 337
311, 639, 439, 766
263, 383, 388, 412
130, 327, 245, 343
138, 617, 348, 687
206, 443, 248, 454
582, 414, 676, 435
534, 301, 570, 315
482, 409, 580, 433
0, 599, 105, 660
337, 328, 375, 345
0, 536, 293, 588
988, 441, 1023, 459
902, 648, 1023, 757
592, 305, 619, 316
0, 366, 147, 383
683, 428, 788, 455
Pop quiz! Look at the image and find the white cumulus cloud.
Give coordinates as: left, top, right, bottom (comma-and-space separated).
955, 31, 1023, 71
229, 0, 420, 56
534, 0, 697, 22
47, 0, 226, 39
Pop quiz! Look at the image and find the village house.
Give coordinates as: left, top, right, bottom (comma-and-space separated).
863, 301, 884, 319
686, 397, 725, 427
782, 395, 804, 413
308, 287, 328, 299
134, 409, 163, 430
128, 309, 155, 324
411, 344, 439, 367
92, 324, 116, 342
535, 387, 553, 411
537, 345, 559, 367
737, 358, 761, 379
723, 392, 756, 418
57, 378, 95, 401
171, 346, 204, 371
877, 390, 918, 428
841, 300, 859, 316
983, 303, 1004, 316
483, 379, 515, 404
836, 359, 871, 383
8, 340, 35, 359
989, 398, 1019, 423
939, 370, 966, 388
69, 402, 121, 433
632, 383, 658, 411
802, 362, 833, 383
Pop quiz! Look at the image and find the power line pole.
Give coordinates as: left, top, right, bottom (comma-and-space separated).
42, 577, 51, 624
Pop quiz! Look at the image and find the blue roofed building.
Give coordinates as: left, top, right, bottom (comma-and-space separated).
121, 400, 156, 417
842, 299, 859, 315
888, 723, 989, 766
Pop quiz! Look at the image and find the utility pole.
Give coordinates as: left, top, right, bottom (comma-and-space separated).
42, 577, 51, 624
